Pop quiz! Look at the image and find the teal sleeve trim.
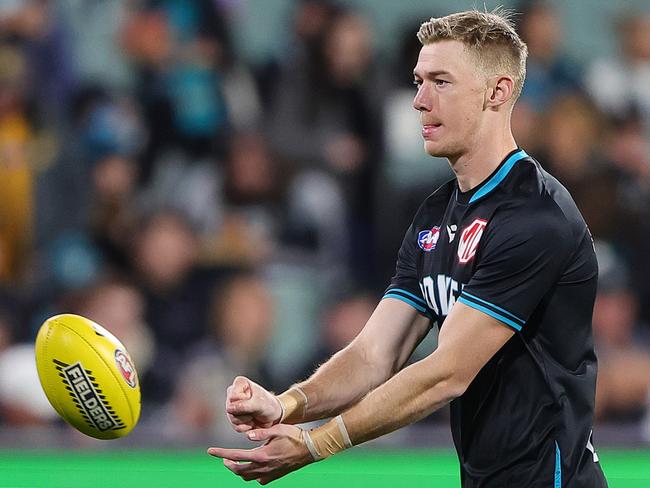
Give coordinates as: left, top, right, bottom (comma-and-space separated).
461, 291, 525, 325
383, 293, 432, 318
387, 288, 427, 307
458, 297, 522, 331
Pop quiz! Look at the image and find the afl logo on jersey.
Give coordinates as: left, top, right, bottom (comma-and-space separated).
457, 219, 487, 263
418, 226, 440, 252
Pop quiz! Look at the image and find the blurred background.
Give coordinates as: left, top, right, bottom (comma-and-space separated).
0, 0, 649, 451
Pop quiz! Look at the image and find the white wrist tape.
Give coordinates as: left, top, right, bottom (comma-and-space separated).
335, 415, 353, 448
303, 430, 323, 461
304, 414, 354, 461
278, 386, 309, 423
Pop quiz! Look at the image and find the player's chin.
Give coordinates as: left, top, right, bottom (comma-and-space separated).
423, 140, 450, 158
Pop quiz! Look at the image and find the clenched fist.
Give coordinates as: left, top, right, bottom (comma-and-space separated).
226, 376, 283, 432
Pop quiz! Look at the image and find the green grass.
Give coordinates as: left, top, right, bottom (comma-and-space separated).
0, 449, 647, 487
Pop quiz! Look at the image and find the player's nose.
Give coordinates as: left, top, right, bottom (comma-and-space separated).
413, 84, 432, 112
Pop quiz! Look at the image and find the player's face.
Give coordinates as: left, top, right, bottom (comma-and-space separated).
412, 41, 488, 158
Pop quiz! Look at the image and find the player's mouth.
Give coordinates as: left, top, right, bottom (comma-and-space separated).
422, 124, 442, 139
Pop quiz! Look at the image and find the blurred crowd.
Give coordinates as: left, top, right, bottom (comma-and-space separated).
0, 0, 649, 443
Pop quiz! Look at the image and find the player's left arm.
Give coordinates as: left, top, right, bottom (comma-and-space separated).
336, 300, 514, 445
207, 300, 514, 484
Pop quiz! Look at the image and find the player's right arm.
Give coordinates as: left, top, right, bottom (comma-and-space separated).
227, 208, 433, 432
226, 297, 431, 431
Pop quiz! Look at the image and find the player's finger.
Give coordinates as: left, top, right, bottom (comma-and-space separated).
226, 413, 254, 432
224, 459, 271, 474
227, 392, 248, 404
227, 389, 249, 403
225, 385, 236, 403
227, 399, 259, 415
258, 469, 290, 486
228, 413, 253, 425
233, 423, 254, 433
224, 459, 253, 474
207, 447, 263, 463
230, 376, 251, 399
246, 428, 273, 442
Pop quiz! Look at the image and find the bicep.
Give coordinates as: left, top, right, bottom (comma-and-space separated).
353, 298, 432, 374
429, 301, 515, 390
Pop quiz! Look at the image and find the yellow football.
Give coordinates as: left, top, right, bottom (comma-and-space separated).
35, 314, 141, 440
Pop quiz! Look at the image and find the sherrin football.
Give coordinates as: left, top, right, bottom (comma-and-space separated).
35, 314, 141, 439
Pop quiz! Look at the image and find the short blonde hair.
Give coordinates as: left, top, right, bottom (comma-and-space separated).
417, 9, 528, 99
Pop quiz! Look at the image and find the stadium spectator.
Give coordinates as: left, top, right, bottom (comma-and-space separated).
592, 242, 650, 422
601, 109, 650, 323
89, 153, 139, 272
511, 1, 583, 159
166, 272, 275, 441
0, 44, 36, 284
517, 1, 582, 112
0, 343, 58, 426
296, 289, 375, 383
0, 0, 76, 124
73, 278, 155, 379
59, 0, 132, 90
585, 13, 650, 136
535, 95, 635, 243
131, 208, 219, 405
269, 9, 381, 280
123, 0, 260, 182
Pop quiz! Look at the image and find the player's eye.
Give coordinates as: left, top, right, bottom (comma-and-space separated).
434, 79, 449, 87
413, 79, 422, 90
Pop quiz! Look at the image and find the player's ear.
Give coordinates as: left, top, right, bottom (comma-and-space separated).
484, 75, 515, 110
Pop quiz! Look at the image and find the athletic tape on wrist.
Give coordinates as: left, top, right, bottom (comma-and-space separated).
335, 415, 353, 448
275, 396, 285, 425
277, 386, 308, 423
306, 415, 354, 460
295, 387, 309, 412
302, 430, 323, 461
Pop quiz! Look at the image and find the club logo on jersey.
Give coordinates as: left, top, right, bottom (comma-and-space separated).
417, 226, 441, 252
457, 218, 487, 263
114, 349, 137, 388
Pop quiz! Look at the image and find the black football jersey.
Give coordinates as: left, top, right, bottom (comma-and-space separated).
384, 149, 608, 487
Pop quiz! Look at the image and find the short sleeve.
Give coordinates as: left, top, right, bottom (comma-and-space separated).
459, 207, 574, 331
383, 221, 434, 319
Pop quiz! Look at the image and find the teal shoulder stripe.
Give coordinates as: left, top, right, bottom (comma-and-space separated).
461, 292, 525, 325
387, 288, 427, 307
458, 297, 522, 331
469, 149, 529, 204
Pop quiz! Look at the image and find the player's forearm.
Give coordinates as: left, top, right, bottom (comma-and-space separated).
301, 351, 465, 460
284, 342, 393, 423
277, 299, 428, 425
342, 354, 464, 445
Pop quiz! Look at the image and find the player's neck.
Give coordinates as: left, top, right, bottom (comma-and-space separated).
449, 130, 518, 193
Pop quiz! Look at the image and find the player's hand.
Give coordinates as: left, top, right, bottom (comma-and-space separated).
226, 376, 283, 433
208, 424, 312, 485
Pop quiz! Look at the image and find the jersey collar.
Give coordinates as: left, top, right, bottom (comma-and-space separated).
455, 148, 529, 205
